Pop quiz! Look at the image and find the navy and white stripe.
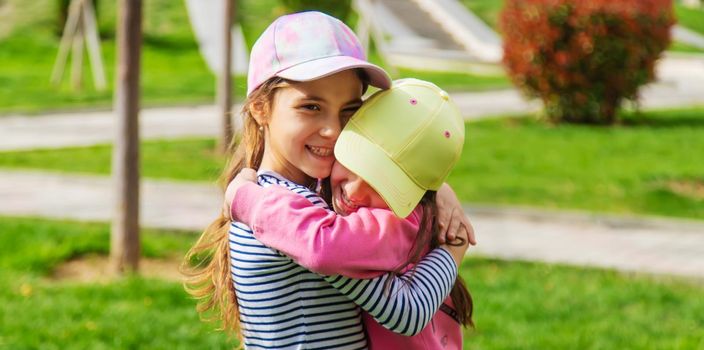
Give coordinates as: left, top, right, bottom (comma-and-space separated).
325, 249, 457, 336
229, 171, 457, 349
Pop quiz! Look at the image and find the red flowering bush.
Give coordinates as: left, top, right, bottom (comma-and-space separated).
500, 0, 674, 124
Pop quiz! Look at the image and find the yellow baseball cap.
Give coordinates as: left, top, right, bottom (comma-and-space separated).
334, 79, 465, 218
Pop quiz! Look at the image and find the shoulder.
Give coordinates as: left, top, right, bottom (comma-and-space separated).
257, 172, 330, 209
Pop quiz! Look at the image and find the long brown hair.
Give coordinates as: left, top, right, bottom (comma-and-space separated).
181, 70, 369, 341
391, 191, 475, 327
180, 77, 287, 343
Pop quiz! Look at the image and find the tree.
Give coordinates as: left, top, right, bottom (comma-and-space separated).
111, 0, 142, 274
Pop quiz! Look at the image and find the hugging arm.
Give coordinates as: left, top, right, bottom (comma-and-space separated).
231, 182, 421, 278
226, 172, 468, 335
326, 248, 458, 336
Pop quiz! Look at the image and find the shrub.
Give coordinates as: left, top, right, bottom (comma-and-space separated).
500, 0, 674, 124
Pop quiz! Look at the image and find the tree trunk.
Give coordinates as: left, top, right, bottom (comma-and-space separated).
217, 0, 235, 154
111, 0, 142, 275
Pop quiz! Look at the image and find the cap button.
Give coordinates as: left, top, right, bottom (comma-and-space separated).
439, 90, 449, 101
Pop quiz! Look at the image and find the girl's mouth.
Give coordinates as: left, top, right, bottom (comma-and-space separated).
306, 145, 333, 158
334, 187, 358, 216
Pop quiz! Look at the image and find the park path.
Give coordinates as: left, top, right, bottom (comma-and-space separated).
1, 169, 703, 279
0, 56, 703, 279
1, 54, 703, 151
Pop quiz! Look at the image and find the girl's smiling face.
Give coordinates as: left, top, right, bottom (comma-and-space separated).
257, 70, 363, 186
331, 161, 389, 216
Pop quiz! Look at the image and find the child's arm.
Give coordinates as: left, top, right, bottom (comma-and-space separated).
326, 248, 459, 336
227, 171, 471, 336
232, 182, 420, 279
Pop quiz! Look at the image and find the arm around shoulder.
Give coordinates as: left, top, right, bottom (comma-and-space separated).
231, 183, 421, 278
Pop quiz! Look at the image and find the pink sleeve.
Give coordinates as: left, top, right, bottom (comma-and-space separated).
232, 182, 421, 279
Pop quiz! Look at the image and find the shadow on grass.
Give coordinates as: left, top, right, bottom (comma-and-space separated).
619, 109, 704, 129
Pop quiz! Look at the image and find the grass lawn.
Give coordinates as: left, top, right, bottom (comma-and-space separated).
0, 0, 508, 115
0, 216, 234, 349
395, 67, 510, 92
676, 4, 704, 36
448, 108, 704, 219
459, 0, 504, 31
1, 216, 702, 349
1, 108, 703, 219
0, 0, 699, 115
0, 0, 260, 115
0, 138, 224, 182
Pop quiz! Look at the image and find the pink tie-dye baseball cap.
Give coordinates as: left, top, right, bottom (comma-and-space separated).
247, 11, 391, 96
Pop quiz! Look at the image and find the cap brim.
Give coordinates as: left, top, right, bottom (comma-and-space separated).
334, 126, 425, 218
276, 55, 391, 90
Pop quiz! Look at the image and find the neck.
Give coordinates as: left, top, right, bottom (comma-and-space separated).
259, 151, 315, 188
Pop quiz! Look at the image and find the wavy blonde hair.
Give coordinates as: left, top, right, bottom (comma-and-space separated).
180, 77, 286, 344
181, 70, 369, 345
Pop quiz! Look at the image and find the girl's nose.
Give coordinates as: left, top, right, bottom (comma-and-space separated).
345, 177, 368, 203
320, 115, 342, 138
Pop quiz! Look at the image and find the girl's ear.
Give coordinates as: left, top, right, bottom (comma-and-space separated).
249, 100, 269, 127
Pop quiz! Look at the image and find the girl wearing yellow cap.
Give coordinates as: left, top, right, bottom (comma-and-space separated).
227, 79, 474, 349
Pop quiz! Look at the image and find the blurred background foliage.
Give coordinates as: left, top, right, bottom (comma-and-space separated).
500, 0, 674, 124
0, 1, 703, 348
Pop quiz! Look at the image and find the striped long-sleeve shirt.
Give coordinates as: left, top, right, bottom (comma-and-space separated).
229, 172, 457, 349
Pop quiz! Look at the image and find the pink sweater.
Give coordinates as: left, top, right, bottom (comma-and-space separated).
232, 181, 463, 350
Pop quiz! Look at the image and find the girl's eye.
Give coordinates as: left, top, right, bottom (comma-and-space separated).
301, 104, 320, 111
342, 106, 361, 116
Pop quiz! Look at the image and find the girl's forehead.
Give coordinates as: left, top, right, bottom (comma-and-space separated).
284, 75, 363, 101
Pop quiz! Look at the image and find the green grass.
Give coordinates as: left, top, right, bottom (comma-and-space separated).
449, 108, 704, 219
0, 0, 699, 115
1, 216, 703, 349
0, 138, 224, 182
2, 108, 703, 219
0, 0, 508, 115
459, 0, 504, 31
671, 41, 704, 53
0, 216, 234, 349
676, 4, 704, 36
0, 0, 230, 114
461, 259, 704, 349
366, 50, 510, 93
0, 0, 280, 115
395, 68, 510, 92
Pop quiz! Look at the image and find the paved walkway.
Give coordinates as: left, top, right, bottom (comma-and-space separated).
1, 169, 703, 279
1, 55, 703, 279
1, 55, 703, 151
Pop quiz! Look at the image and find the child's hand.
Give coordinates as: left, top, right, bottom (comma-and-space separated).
440, 226, 471, 268
223, 168, 257, 219
436, 183, 476, 246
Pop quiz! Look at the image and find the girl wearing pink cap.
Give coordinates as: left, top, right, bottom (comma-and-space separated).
226, 79, 474, 350
183, 11, 473, 349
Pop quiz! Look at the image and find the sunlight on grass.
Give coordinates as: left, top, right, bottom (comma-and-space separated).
0, 138, 224, 181
676, 4, 704, 36
1, 216, 702, 349
448, 108, 704, 219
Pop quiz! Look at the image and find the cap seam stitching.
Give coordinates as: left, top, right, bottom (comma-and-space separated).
274, 53, 364, 76
273, 19, 281, 69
